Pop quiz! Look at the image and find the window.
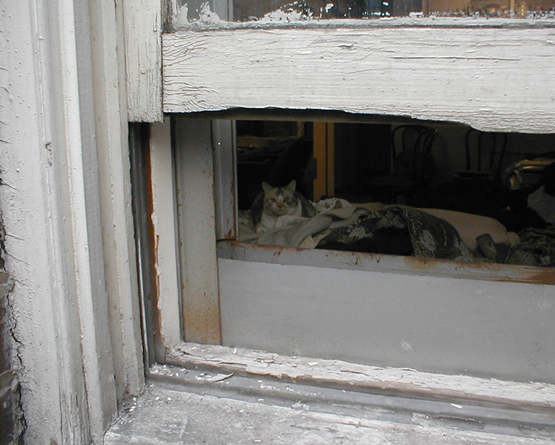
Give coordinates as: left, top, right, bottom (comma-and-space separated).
133, 112, 555, 385
233, 118, 555, 267
130, 8, 555, 384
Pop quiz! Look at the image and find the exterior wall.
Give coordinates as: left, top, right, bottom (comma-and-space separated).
1, 1, 144, 443
0, 223, 24, 444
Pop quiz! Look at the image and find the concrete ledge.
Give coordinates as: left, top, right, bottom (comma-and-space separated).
105, 377, 555, 444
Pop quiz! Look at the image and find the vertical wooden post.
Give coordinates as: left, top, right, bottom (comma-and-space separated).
313, 122, 327, 201
149, 118, 183, 350
313, 122, 335, 201
123, 0, 162, 122
213, 121, 238, 240
174, 118, 222, 345
326, 123, 335, 198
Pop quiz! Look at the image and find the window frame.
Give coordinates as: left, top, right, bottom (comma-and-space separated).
140, 112, 555, 384
135, 6, 555, 385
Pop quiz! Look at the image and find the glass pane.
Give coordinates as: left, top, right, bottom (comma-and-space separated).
233, 117, 555, 267
233, 0, 389, 19
170, 0, 555, 28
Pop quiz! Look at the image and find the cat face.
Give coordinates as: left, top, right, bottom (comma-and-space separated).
262, 180, 299, 216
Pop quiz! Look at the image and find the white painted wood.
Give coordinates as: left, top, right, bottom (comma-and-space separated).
217, 258, 555, 384
73, 1, 119, 440
2, 0, 149, 441
174, 117, 222, 344
163, 25, 555, 133
149, 118, 183, 348
168, 342, 555, 409
0, 0, 123, 442
1, 3, 88, 442
212, 120, 238, 240
89, 0, 145, 401
123, 0, 163, 122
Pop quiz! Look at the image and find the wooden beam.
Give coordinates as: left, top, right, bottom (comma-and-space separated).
168, 342, 555, 409
313, 123, 335, 200
326, 123, 335, 197
163, 24, 555, 133
90, 0, 146, 400
123, 0, 162, 122
313, 122, 327, 201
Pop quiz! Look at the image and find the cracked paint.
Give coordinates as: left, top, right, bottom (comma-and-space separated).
0, 210, 26, 443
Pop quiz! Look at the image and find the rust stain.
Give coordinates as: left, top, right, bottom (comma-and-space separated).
225, 241, 554, 286
503, 268, 555, 286
404, 256, 555, 285
405, 255, 499, 272
146, 136, 165, 355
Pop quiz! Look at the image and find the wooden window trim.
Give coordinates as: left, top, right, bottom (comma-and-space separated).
162, 21, 555, 134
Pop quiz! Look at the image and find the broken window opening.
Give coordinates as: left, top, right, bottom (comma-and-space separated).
233, 117, 555, 268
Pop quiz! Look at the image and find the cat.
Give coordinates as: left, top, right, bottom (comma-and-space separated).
251, 180, 317, 233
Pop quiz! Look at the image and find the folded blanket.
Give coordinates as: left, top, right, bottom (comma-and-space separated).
241, 199, 473, 261
325, 206, 475, 262
239, 198, 553, 267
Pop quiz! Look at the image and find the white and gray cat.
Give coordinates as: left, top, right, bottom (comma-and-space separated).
251, 180, 316, 233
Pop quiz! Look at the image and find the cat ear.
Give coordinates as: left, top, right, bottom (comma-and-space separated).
262, 182, 271, 193
286, 180, 296, 192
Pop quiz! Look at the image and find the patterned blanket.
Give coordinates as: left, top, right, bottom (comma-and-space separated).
321, 206, 474, 262
239, 199, 554, 267
474, 226, 555, 267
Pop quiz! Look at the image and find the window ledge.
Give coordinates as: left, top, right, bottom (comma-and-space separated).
218, 241, 555, 285
105, 342, 555, 444
165, 342, 555, 410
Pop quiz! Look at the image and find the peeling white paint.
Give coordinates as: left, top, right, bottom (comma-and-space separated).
150, 118, 182, 348
123, 0, 162, 122
2, 0, 144, 441
163, 25, 555, 133
169, 342, 555, 408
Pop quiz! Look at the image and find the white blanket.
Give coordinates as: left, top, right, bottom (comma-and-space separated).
240, 198, 519, 252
